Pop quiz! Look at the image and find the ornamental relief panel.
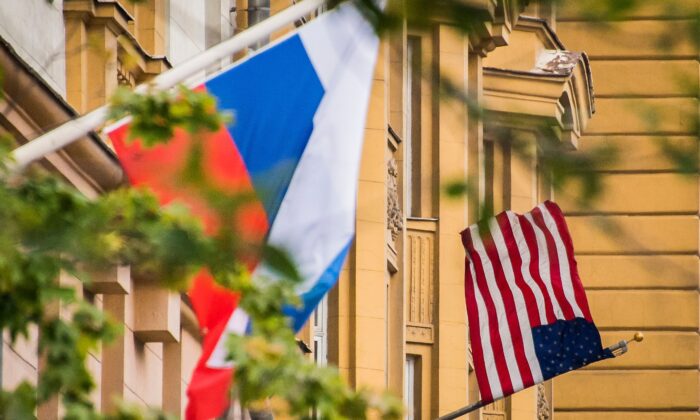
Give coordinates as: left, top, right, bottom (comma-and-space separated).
537, 383, 551, 420
387, 156, 403, 245
406, 226, 435, 344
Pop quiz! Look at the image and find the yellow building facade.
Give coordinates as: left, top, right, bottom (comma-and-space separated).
0, 0, 698, 419
553, 3, 700, 419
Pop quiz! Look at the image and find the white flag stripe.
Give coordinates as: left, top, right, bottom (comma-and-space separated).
523, 213, 565, 320
505, 212, 549, 326
470, 260, 504, 400
538, 204, 585, 318
207, 307, 250, 368
469, 225, 524, 392
489, 218, 544, 385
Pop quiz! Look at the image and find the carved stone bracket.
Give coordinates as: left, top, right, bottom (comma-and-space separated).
407, 323, 434, 344
537, 383, 551, 420
387, 156, 404, 245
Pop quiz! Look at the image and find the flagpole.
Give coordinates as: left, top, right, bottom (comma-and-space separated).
436, 400, 486, 420
435, 332, 644, 420
8, 0, 327, 173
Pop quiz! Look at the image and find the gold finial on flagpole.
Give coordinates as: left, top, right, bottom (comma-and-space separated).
606, 331, 644, 357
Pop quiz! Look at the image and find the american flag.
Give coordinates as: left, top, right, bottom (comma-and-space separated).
461, 201, 612, 403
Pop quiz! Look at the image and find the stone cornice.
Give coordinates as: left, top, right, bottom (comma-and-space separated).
482, 16, 594, 149
0, 35, 123, 193
64, 0, 171, 82
64, 0, 132, 34
431, 0, 529, 56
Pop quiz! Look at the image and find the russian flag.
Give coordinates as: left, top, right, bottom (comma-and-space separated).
105, 3, 378, 419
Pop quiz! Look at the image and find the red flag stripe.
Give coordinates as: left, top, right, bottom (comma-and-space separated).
527, 210, 575, 320
478, 222, 534, 389
502, 212, 550, 327
109, 120, 269, 420
495, 213, 542, 328
463, 230, 513, 399
542, 202, 593, 321
491, 215, 544, 385
516, 214, 560, 323
535, 204, 585, 319
464, 255, 494, 402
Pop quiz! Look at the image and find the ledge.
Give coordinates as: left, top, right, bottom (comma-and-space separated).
0, 36, 123, 192
65, 0, 171, 83
431, 0, 529, 55
482, 16, 595, 148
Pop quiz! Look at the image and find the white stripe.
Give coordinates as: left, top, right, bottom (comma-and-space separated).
470, 260, 503, 400
523, 213, 565, 320
207, 3, 379, 368
538, 204, 584, 318
505, 212, 549, 326
207, 308, 250, 368
263, 2, 378, 296
298, 3, 377, 90
489, 218, 544, 385
469, 225, 524, 392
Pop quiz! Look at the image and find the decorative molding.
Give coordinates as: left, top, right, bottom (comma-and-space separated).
462, 0, 530, 56
407, 323, 433, 344
407, 228, 434, 341
117, 60, 136, 87
388, 124, 403, 145
537, 383, 551, 420
387, 157, 403, 244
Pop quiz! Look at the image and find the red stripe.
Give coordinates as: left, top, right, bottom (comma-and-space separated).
463, 230, 514, 397
530, 207, 576, 320
109, 115, 269, 420
480, 224, 534, 388
543, 201, 592, 321
185, 274, 238, 420
496, 213, 541, 329
461, 246, 493, 402
516, 215, 557, 324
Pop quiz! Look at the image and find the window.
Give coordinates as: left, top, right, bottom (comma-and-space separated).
483, 136, 511, 215
405, 32, 436, 218
404, 355, 420, 420
312, 295, 328, 365
405, 35, 422, 217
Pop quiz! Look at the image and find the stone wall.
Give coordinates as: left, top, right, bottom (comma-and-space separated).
555, 2, 700, 418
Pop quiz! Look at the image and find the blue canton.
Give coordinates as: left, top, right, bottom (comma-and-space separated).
532, 318, 613, 380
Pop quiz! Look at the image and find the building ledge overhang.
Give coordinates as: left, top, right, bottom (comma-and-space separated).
0, 35, 123, 194
430, 0, 530, 55
64, 0, 172, 81
483, 16, 595, 149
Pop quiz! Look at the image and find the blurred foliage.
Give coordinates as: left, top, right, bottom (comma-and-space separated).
109, 86, 229, 147
0, 79, 402, 418
9, 0, 700, 418
0, 137, 211, 417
